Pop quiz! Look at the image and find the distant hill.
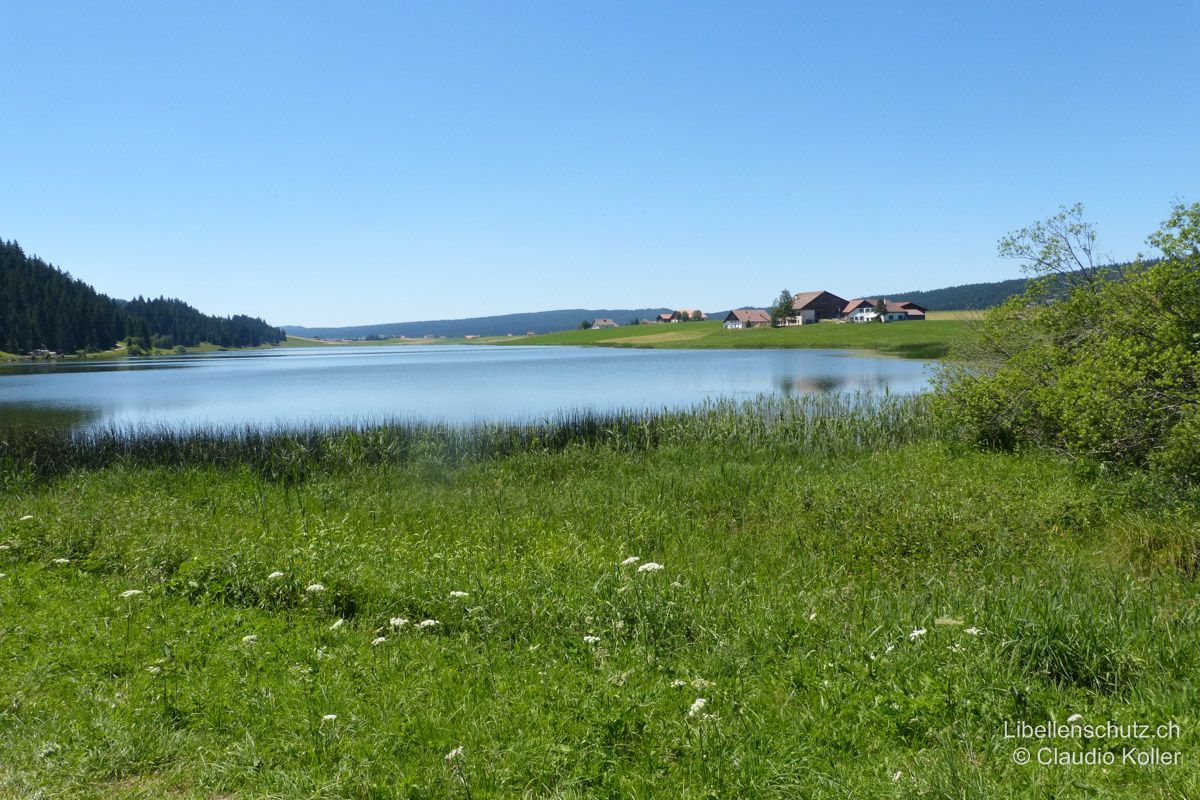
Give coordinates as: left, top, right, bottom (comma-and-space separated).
877, 262, 1146, 311
0, 239, 285, 354
284, 309, 674, 340
872, 278, 1030, 311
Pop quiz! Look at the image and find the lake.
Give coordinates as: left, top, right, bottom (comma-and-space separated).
0, 345, 932, 432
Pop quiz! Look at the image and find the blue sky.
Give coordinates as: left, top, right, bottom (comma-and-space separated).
2, 2, 1197, 326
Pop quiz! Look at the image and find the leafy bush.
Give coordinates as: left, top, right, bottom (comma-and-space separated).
936, 202, 1200, 480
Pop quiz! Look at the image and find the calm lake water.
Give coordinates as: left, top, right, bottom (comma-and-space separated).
0, 345, 932, 431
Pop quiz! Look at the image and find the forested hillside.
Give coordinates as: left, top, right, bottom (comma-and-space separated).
874, 277, 1029, 310
284, 308, 673, 339
0, 240, 285, 354
879, 262, 1146, 310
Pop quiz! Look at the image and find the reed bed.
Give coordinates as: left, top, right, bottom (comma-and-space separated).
1, 392, 943, 485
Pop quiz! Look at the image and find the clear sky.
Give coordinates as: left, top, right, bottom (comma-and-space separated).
2, 2, 1197, 326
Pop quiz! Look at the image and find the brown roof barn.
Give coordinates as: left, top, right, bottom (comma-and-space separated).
792, 290, 849, 321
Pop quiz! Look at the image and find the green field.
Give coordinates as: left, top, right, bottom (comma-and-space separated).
490, 320, 975, 359
1, 397, 1197, 798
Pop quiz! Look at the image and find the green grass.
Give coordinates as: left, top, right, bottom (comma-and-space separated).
492, 320, 975, 359
1, 397, 1198, 797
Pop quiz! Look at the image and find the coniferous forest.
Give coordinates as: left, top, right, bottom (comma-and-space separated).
0, 240, 285, 354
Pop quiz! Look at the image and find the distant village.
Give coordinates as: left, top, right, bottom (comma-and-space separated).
587, 290, 927, 330
307, 290, 929, 342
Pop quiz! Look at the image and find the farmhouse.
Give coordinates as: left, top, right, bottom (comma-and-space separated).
785, 290, 849, 325
591, 318, 619, 329
652, 309, 707, 322
723, 308, 771, 329
844, 299, 927, 323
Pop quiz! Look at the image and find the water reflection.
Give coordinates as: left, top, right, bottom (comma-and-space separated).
0, 345, 932, 432
0, 404, 99, 429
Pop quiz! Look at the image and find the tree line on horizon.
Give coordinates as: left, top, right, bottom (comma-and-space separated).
0, 239, 285, 354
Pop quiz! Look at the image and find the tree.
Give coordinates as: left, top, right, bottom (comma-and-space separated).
997, 202, 1111, 292
579, 319, 592, 330
769, 289, 794, 326
936, 201, 1200, 479
873, 298, 887, 322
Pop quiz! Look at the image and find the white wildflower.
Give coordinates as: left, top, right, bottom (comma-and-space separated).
321, 714, 337, 722
445, 745, 464, 762
242, 634, 258, 645
670, 580, 683, 589
305, 583, 326, 593
417, 619, 440, 629
909, 628, 927, 641
120, 589, 144, 599
371, 636, 387, 646
620, 556, 640, 566
267, 571, 285, 580
330, 618, 346, 630
1067, 713, 1083, 723
884, 644, 895, 654
637, 562, 664, 573
583, 635, 601, 644
807, 611, 817, 621
449, 590, 469, 599
964, 627, 983, 636
146, 665, 162, 674
688, 697, 708, 718
52, 558, 70, 565
692, 677, 713, 690
671, 679, 687, 688
892, 770, 902, 782
389, 617, 408, 629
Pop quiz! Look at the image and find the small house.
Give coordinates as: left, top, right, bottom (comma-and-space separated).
591, 318, 619, 329
723, 308, 771, 329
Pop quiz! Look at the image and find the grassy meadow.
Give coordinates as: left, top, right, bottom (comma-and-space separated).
491, 320, 974, 359
2, 396, 1198, 798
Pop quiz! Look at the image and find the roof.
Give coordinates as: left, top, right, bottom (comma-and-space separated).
845, 298, 927, 314
792, 290, 849, 311
725, 308, 771, 323
591, 318, 618, 326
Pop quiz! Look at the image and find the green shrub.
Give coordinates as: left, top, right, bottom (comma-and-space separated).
936, 202, 1200, 480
